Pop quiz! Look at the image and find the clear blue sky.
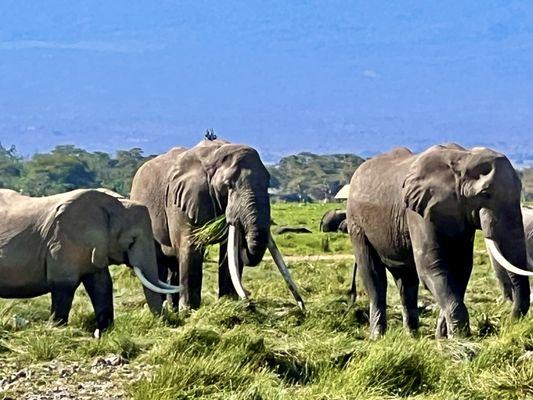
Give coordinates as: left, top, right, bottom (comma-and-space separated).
1, 1, 532, 162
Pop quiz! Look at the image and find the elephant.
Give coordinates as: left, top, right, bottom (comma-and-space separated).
489, 205, 533, 302
319, 209, 347, 232
346, 144, 531, 339
0, 188, 180, 335
130, 138, 305, 311
274, 226, 312, 234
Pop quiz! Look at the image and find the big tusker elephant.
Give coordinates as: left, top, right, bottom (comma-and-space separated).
347, 144, 531, 339
0, 188, 180, 334
130, 138, 304, 311
489, 205, 533, 302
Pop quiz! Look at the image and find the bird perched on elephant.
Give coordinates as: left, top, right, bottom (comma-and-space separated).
488, 205, 533, 302
130, 138, 304, 311
347, 144, 531, 339
319, 209, 347, 232
0, 189, 180, 335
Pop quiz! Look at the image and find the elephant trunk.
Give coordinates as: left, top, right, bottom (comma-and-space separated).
480, 207, 531, 318
128, 238, 181, 314
235, 189, 270, 267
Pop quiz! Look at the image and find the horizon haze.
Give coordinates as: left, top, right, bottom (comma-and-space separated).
1, 1, 532, 165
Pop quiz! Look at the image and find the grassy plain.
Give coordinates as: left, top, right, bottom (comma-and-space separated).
1, 203, 533, 399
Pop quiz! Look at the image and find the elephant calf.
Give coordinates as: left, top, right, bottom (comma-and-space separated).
319, 209, 347, 232
0, 189, 180, 334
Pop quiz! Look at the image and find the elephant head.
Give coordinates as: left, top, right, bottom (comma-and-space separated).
403, 144, 531, 318
54, 190, 180, 314
170, 140, 304, 309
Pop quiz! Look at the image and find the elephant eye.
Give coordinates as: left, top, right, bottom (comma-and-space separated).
128, 237, 137, 250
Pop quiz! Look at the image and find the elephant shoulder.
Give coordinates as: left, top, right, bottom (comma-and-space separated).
195, 139, 230, 148
52, 190, 121, 224
351, 147, 414, 188
0, 189, 27, 207
383, 147, 414, 159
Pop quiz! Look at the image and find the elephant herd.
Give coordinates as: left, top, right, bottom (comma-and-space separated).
0, 139, 532, 341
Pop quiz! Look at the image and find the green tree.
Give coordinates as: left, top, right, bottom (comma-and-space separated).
19, 145, 97, 195
106, 148, 152, 195
0, 143, 24, 190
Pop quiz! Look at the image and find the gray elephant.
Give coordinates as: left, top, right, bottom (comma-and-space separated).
0, 188, 180, 334
489, 205, 533, 301
319, 209, 347, 232
131, 139, 304, 311
347, 144, 531, 339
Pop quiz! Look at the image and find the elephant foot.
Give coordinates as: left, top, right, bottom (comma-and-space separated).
435, 317, 471, 339
369, 328, 385, 340
369, 319, 386, 340
435, 315, 448, 339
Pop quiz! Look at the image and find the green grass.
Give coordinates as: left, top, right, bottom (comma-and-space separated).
1, 203, 533, 399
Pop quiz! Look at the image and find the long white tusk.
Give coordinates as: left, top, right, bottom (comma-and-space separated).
133, 267, 182, 294
484, 239, 533, 277
228, 225, 248, 299
268, 232, 306, 311
157, 280, 182, 290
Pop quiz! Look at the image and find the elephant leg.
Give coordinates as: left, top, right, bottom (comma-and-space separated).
178, 245, 204, 310
348, 260, 357, 305
435, 234, 475, 338
50, 283, 78, 325
82, 269, 114, 332
407, 211, 470, 338
155, 242, 181, 308
352, 233, 387, 338
168, 263, 180, 309
389, 266, 420, 333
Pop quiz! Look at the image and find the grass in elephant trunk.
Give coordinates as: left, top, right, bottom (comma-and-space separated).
190, 215, 228, 247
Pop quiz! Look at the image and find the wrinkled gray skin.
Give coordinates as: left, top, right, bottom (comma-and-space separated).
347, 144, 529, 339
490, 206, 533, 301
319, 209, 347, 232
0, 189, 164, 332
131, 139, 271, 310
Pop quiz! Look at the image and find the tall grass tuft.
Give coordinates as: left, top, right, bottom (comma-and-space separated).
190, 215, 228, 247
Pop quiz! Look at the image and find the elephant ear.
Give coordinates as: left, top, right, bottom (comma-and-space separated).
48, 191, 112, 271
167, 151, 216, 224
402, 146, 461, 218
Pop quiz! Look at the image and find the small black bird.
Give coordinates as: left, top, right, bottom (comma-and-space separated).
205, 128, 217, 141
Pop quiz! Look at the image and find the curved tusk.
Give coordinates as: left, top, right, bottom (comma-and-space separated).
133, 267, 182, 294
484, 239, 533, 277
228, 225, 248, 299
268, 232, 306, 311
157, 280, 182, 290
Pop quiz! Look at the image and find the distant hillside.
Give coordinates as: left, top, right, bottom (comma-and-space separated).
268, 152, 365, 201
523, 167, 533, 201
